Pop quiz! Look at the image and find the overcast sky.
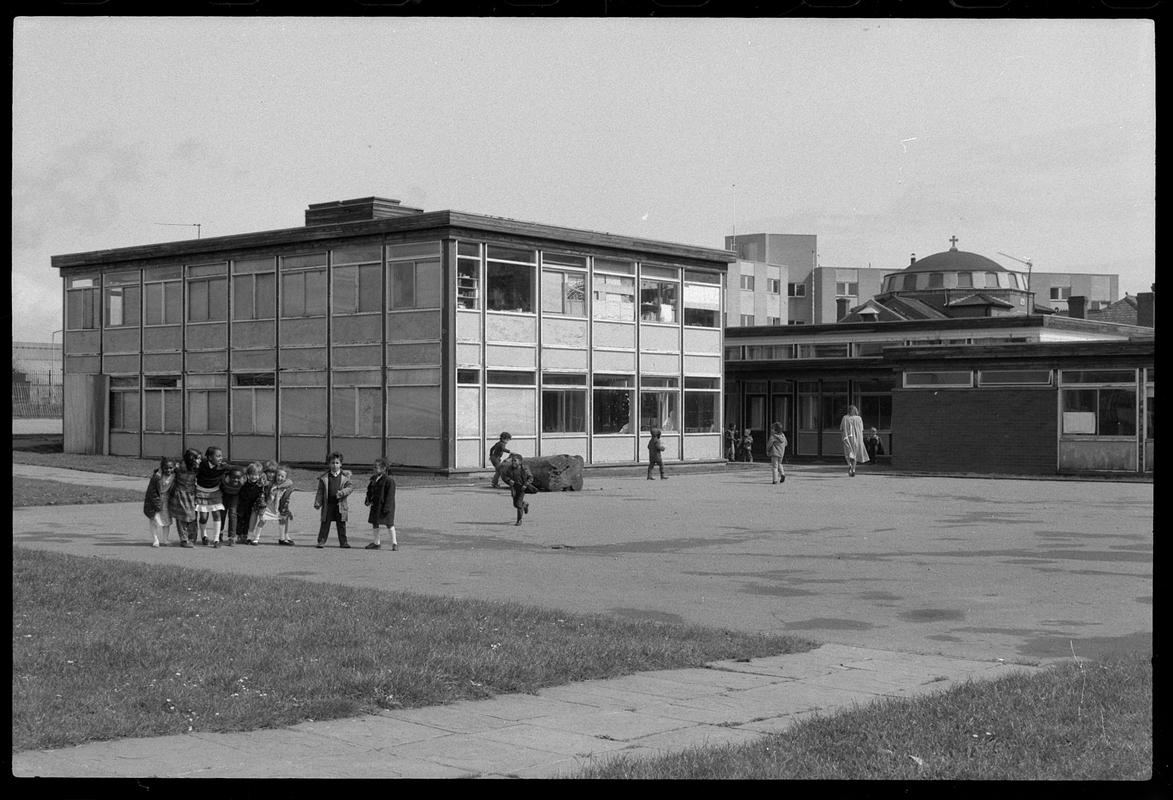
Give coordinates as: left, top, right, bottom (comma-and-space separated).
12, 16, 1155, 341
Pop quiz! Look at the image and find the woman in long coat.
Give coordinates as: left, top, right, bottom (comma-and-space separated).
840, 405, 869, 477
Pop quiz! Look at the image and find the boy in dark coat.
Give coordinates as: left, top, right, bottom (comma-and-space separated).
489, 432, 512, 489
502, 453, 536, 526
363, 458, 398, 551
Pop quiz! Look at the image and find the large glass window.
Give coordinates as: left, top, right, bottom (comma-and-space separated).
143, 375, 182, 433
332, 384, 382, 437
640, 377, 679, 431
486, 245, 535, 313
231, 373, 275, 435
683, 376, 719, 433
542, 269, 586, 316
541, 373, 587, 433
280, 372, 328, 436
797, 382, 819, 432
66, 277, 101, 330
387, 242, 442, 310
280, 254, 328, 318
593, 374, 634, 434
683, 271, 721, 327
187, 374, 227, 434
858, 390, 892, 431
187, 263, 228, 323
821, 381, 850, 432
104, 273, 141, 328
903, 371, 973, 388
232, 258, 276, 321
1062, 388, 1137, 436
333, 244, 383, 315
109, 376, 140, 431
640, 268, 679, 323
593, 259, 636, 321
144, 267, 183, 326
457, 242, 481, 310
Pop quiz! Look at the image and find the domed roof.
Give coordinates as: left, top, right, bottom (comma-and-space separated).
901, 238, 1008, 273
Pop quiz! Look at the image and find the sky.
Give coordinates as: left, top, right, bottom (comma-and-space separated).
11, 16, 1156, 342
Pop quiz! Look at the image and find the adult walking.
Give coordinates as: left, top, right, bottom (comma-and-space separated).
840, 405, 869, 477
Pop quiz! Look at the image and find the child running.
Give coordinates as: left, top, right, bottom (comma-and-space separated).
502, 453, 536, 526
363, 458, 398, 551
489, 432, 512, 489
169, 448, 202, 547
143, 456, 176, 547
194, 445, 230, 547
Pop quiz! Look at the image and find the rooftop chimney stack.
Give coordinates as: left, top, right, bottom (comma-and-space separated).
1067, 295, 1087, 319
1136, 292, 1154, 328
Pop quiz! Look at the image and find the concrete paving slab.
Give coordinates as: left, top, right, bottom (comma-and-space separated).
521, 707, 693, 741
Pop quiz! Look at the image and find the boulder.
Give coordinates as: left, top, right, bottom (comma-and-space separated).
525, 454, 585, 492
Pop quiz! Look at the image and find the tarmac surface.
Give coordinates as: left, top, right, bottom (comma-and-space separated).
10, 461, 1153, 779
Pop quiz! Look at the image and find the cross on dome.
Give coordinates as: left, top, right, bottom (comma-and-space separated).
948, 235, 959, 250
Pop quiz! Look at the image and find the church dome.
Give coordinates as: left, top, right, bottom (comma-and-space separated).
902, 238, 1007, 273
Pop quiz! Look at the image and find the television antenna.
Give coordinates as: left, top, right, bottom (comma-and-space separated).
997, 250, 1033, 292
153, 222, 202, 239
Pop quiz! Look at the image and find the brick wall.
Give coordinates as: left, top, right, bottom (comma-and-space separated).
892, 387, 1057, 474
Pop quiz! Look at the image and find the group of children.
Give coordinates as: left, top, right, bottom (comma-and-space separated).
142, 448, 398, 551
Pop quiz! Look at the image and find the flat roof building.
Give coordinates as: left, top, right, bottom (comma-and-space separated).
53, 197, 736, 470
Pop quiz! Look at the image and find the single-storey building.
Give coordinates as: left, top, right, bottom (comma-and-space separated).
53, 196, 736, 471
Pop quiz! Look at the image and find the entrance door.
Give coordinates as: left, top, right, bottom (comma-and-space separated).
744, 394, 766, 461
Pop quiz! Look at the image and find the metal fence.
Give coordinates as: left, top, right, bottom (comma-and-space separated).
12, 370, 64, 417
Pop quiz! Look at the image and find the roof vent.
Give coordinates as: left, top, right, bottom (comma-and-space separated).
910, 253, 916, 265
305, 197, 424, 226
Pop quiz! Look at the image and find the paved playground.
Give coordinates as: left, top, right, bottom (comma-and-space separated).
11, 461, 1153, 778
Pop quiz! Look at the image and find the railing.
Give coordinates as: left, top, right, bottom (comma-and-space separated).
12, 382, 63, 418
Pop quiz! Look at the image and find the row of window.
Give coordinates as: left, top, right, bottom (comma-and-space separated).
109, 373, 721, 437
457, 245, 721, 325
68, 243, 727, 332
726, 336, 1033, 362
67, 243, 444, 331
880, 270, 1026, 293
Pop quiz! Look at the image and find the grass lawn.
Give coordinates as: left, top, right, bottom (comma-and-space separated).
11, 548, 813, 752
572, 650, 1152, 780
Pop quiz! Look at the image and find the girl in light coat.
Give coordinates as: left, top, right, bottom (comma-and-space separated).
840, 405, 869, 477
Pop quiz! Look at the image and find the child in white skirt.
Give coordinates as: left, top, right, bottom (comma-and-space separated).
251, 465, 295, 545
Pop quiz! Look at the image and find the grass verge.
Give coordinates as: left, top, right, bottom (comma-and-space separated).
12, 548, 814, 752
15, 477, 144, 507
572, 650, 1152, 780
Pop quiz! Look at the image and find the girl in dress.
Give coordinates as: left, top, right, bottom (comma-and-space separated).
252, 464, 295, 546
143, 457, 176, 547
194, 445, 230, 547
169, 448, 202, 547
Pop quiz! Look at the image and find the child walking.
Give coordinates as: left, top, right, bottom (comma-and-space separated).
363, 458, 398, 551
194, 445, 230, 546
767, 422, 788, 485
313, 452, 354, 548
489, 431, 512, 489
252, 464, 295, 545
236, 462, 267, 544
646, 428, 668, 480
143, 456, 176, 547
169, 448, 202, 547
502, 453, 536, 526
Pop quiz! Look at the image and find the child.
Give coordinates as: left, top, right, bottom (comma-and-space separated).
646, 427, 667, 480
489, 431, 512, 489
313, 452, 354, 548
219, 467, 245, 546
724, 422, 740, 462
168, 448, 202, 547
767, 422, 788, 485
740, 428, 755, 462
252, 464, 295, 546
502, 453, 536, 526
195, 445, 230, 546
236, 462, 267, 544
143, 457, 176, 547
363, 458, 398, 551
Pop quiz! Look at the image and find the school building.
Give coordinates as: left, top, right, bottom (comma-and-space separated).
53, 197, 735, 470
723, 241, 1154, 476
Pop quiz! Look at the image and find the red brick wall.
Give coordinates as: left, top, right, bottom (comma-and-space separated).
892, 387, 1057, 474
